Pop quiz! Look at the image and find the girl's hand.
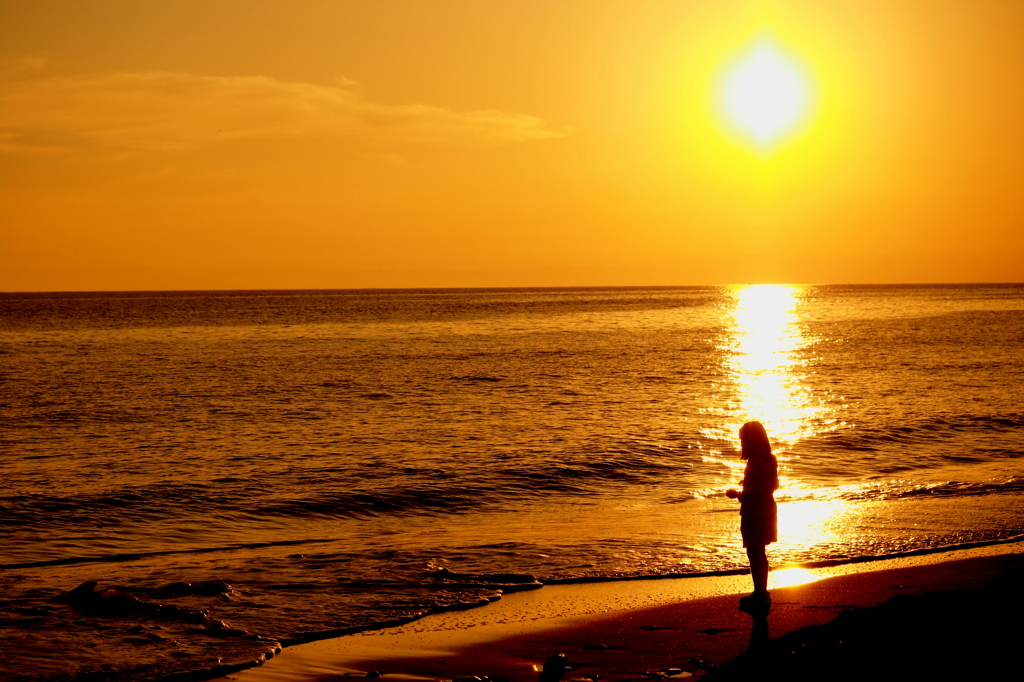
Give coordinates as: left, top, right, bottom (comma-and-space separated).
726, 488, 738, 499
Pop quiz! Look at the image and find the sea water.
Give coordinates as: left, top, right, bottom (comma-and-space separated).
1, 284, 1022, 680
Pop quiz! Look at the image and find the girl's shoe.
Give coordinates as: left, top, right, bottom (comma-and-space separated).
738, 591, 771, 614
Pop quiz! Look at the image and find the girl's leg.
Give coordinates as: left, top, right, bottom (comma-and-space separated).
746, 545, 769, 594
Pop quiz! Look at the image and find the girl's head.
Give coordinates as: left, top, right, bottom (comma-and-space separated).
739, 421, 772, 460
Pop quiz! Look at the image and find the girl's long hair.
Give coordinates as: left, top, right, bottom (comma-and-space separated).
739, 421, 772, 460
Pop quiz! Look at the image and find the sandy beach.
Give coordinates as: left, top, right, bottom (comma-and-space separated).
211, 542, 1023, 682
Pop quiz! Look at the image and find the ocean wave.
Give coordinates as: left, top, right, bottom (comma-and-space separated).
0, 450, 687, 538
871, 478, 1024, 501
0, 538, 336, 570
254, 487, 488, 519
788, 412, 1024, 480
773, 476, 1024, 505
825, 413, 1024, 449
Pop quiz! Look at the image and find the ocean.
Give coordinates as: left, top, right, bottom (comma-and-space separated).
2, 284, 1022, 681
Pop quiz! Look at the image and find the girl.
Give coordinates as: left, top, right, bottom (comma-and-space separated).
726, 421, 779, 612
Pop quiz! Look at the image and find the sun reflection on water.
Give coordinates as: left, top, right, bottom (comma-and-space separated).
769, 567, 821, 589
777, 489, 845, 547
722, 284, 821, 445
704, 284, 852, 556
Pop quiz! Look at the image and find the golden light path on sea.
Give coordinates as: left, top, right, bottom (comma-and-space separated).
726, 284, 819, 443
705, 284, 850, 573
703, 283, 821, 449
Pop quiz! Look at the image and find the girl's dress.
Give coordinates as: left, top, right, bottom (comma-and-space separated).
739, 454, 779, 547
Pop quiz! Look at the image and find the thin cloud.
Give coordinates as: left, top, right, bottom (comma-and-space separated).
0, 55, 47, 79
0, 71, 565, 154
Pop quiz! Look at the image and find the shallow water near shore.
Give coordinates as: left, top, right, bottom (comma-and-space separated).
2, 284, 1022, 681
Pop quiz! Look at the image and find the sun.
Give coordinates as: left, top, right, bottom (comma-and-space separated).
720, 38, 811, 148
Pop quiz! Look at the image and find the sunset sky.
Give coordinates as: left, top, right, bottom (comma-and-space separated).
2, 0, 1022, 291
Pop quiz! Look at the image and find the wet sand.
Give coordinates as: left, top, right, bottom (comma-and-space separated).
216, 544, 1023, 682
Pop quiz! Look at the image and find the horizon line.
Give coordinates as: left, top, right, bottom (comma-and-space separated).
2, 281, 1022, 297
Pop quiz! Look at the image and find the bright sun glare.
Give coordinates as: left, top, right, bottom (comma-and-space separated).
721, 38, 810, 147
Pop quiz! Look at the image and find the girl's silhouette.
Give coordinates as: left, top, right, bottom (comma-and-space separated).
726, 420, 779, 612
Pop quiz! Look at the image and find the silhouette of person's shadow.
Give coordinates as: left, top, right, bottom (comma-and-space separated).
746, 609, 769, 651
739, 594, 770, 651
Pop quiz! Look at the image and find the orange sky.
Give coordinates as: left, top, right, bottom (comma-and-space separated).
2, 0, 1022, 291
